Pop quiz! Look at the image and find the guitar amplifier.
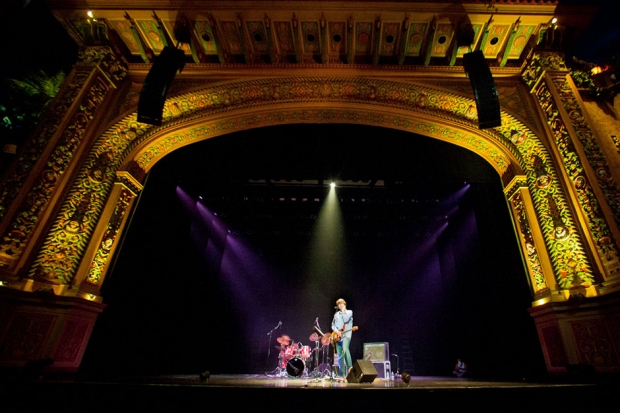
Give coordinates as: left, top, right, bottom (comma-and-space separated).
363, 342, 389, 361
372, 361, 392, 379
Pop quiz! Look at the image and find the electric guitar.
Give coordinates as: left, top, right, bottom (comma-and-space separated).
330, 326, 358, 344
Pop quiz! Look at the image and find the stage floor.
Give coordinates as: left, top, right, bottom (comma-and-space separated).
4, 372, 620, 412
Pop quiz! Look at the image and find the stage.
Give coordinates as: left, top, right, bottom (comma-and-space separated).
4, 372, 620, 412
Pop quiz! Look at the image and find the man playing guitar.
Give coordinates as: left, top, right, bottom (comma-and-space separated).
331, 298, 354, 379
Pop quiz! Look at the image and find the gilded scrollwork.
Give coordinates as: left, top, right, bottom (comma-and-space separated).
77, 46, 128, 83
0, 70, 113, 272
512, 191, 547, 292
26, 75, 595, 292
86, 187, 136, 285
536, 73, 619, 277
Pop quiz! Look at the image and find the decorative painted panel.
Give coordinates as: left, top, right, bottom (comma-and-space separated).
0, 313, 56, 361
431, 23, 454, 58
541, 324, 569, 367
379, 22, 401, 56
162, 20, 191, 53
328, 21, 347, 55
219, 20, 244, 55
456, 23, 483, 57
246, 21, 269, 54
53, 319, 90, 363
355, 22, 374, 55
136, 20, 165, 53
507, 25, 536, 59
482, 24, 510, 58
273, 21, 295, 55
108, 19, 141, 54
405, 22, 428, 57
301, 21, 321, 54
195, 20, 218, 54
570, 320, 619, 366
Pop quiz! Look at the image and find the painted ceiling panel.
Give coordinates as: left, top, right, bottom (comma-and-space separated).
219, 20, 244, 55
379, 22, 401, 56
456, 23, 483, 57
328, 21, 347, 55
51, 2, 574, 68
405, 22, 429, 57
273, 21, 295, 55
301, 21, 321, 54
136, 20, 165, 53
194, 20, 218, 55
354, 22, 374, 56
431, 22, 455, 58
507, 24, 536, 59
107, 19, 141, 55
162, 20, 191, 54
482, 24, 511, 58
246, 21, 270, 54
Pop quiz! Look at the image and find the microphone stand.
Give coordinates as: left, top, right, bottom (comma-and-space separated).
391, 354, 400, 379
264, 321, 282, 376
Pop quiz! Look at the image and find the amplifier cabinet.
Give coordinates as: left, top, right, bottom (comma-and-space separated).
363, 342, 389, 361
372, 361, 392, 379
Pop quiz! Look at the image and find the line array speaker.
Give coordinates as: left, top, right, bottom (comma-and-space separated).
463, 50, 501, 129
137, 46, 186, 126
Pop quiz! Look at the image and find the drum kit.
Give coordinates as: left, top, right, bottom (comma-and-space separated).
271, 331, 334, 379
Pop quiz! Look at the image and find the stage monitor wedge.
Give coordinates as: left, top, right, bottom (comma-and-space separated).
137, 46, 186, 126
346, 359, 378, 383
463, 50, 501, 129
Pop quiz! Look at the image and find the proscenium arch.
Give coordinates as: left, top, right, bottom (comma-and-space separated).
27, 77, 594, 303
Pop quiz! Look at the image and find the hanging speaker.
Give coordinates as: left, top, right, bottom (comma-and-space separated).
137, 46, 186, 126
463, 50, 501, 129
346, 359, 378, 383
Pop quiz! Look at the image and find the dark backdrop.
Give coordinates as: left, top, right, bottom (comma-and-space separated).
79, 124, 547, 380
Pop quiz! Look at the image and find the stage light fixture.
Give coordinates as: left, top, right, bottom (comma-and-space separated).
137, 46, 186, 126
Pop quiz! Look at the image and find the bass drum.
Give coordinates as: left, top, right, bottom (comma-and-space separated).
286, 357, 305, 378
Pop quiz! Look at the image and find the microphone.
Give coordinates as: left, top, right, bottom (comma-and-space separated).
315, 317, 318, 324
334, 306, 338, 309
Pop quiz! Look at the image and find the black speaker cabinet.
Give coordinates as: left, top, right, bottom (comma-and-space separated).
137, 46, 186, 126
346, 359, 378, 383
463, 50, 501, 129
363, 342, 389, 361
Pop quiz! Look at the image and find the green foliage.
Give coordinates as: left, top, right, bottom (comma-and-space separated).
569, 69, 601, 97
0, 69, 66, 143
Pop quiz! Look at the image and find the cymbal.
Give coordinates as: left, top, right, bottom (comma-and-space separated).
309, 332, 319, 342
277, 335, 291, 344
321, 334, 331, 346
275, 345, 282, 350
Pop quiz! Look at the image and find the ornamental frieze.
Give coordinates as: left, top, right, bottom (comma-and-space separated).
0, 72, 114, 272
0, 70, 91, 222
552, 77, 620, 226
26, 77, 583, 290
77, 46, 128, 84
534, 77, 619, 278
512, 190, 548, 292
86, 186, 136, 285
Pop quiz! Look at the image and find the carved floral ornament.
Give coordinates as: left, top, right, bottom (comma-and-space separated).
18, 76, 596, 295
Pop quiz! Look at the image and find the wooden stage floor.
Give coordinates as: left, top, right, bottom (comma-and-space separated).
4, 372, 620, 412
